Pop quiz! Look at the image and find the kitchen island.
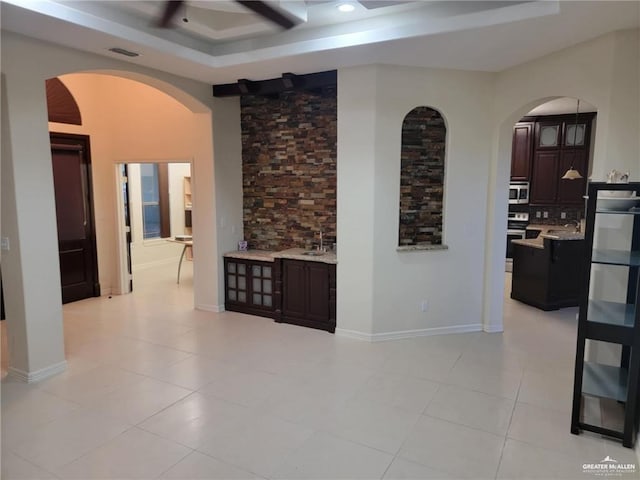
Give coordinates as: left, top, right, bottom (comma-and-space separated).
511, 226, 585, 310
223, 248, 337, 332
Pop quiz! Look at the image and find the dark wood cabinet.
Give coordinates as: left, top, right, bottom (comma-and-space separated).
530, 151, 560, 204
224, 257, 275, 318
529, 113, 595, 205
281, 260, 306, 319
510, 122, 533, 181
278, 259, 336, 333
511, 238, 585, 310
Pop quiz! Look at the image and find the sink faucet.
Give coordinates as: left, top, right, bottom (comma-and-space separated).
317, 230, 325, 252
564, 220, 581, 232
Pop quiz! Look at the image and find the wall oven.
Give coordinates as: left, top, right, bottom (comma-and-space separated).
506, 211, 529, 272
509, 181, 530, 205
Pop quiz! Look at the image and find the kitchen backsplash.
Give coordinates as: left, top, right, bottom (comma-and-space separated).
241, 86, 337, 251
510, 204, 584, 225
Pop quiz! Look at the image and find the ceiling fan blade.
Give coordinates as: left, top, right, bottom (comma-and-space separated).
236, 0, 300, 29
157, 0, 184, 28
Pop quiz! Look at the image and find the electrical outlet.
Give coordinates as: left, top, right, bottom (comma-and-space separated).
560, 212, 567, 219
420, 300, 428, 312
536, 211, 541, 219
543, 211, 549, 219
0, 237, 9, 251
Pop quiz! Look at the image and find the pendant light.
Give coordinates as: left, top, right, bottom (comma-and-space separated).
561, 99, 583, 180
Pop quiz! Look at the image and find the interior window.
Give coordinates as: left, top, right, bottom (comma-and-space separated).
140, 163, 170, 239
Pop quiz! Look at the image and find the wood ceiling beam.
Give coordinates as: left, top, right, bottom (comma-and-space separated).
212, 70, 336, 97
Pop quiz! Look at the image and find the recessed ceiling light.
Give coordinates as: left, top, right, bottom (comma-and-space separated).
337, 3, 356, 13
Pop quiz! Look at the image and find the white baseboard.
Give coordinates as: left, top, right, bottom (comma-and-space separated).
483, 324, 504, 333
195, 303, 225, 313
336, 324, 483, 342
334, 328, 373, 341
8, 360, 67, 383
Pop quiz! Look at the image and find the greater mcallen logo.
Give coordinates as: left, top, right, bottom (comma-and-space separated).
583, 456, 637, 476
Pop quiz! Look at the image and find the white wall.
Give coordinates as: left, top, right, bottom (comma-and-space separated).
211, 97, 244, 308
336, 66, 378, 337
337, 65, 495, 339
336, 28, 639, 339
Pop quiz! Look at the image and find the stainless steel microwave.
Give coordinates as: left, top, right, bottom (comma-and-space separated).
509, 181, 530, 204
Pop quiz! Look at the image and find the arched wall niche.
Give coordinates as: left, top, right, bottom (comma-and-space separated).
398, 106, 447, 247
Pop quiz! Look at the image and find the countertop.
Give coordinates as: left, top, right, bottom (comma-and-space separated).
513, 225, 584, 250
224, 247, 337, 264
223, 249, 277, 262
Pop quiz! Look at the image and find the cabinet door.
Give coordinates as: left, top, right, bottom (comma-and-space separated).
530, 151, 560, 204
510, 123, 533, 181
557, 150, 587, 205
306, 262, 330, 324
536, 122, 561, 148
282, 260, 306, 318
226, 260, 248, 304
250, 263, 274, 308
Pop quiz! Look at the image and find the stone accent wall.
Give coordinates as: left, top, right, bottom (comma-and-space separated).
399, 107, 446, 246
241, 87, 337, 251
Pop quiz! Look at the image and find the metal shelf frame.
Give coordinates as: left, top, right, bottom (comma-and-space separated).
571, 182, 640, 448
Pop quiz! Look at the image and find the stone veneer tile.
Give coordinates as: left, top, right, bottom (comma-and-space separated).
399, 107, 446, 246
241, 87, 336, 251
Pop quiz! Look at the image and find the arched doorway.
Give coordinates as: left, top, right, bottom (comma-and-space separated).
484, 96, 599, 333
1, 63, 220, 381
50, 71, 216, 305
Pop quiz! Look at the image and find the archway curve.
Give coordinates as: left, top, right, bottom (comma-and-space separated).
52, 68, 211, 115
483, 95, 599, 333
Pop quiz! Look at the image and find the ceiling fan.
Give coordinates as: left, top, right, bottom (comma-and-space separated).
157, 0, 302, 30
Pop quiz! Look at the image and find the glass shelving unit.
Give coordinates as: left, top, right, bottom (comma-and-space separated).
571, 182, 640, 448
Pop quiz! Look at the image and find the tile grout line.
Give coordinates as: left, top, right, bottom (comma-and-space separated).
490, 369, 522, 480
4, 448, 62, 479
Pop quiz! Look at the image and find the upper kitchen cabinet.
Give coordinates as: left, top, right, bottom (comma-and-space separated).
530, 150, 561, 204
510, 121, 533, 181
529, 113, 595, 206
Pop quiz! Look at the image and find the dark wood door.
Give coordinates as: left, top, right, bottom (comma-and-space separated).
121, 164, 133, 292
530, 151, 560, 204
51, 133, 99, 304
557, 150, 588, 204
510, 122, 533, 181
282, 260, 306, 318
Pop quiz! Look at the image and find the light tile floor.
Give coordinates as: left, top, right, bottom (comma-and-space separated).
2, 265, 639, 479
